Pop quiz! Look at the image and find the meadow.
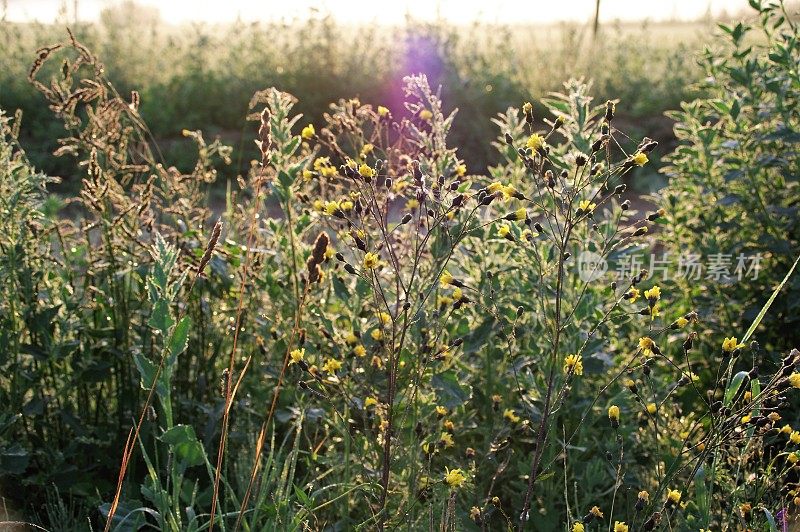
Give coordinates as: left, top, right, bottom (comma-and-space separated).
1, 4, 708, 189
1, 1, 800, 531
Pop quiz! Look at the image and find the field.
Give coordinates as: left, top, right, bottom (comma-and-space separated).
1, 7, 710, 189
1, 1, 800, 531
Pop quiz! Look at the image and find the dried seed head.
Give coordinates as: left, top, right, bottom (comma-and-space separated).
311, 232, 330, 265
197, 219, 223, 275
257, 108, 272, 158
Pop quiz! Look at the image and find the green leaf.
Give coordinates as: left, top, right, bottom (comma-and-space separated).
432, 371, 471, 409
724, 371, 749, 406
282, 135, 301, 157
332, 275, 350, 301
148, 299, 174, 335
762, 508, 778, 532
293, 484, 311, 506
160, 425, 205, 467
133, 353, 166, 397
730, 99, 740, 120
278, 170, 294, 190
742, 253, 800, 343
166, 316, 191, 366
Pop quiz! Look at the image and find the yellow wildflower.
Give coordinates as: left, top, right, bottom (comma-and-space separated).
324, 201, 339, 216
646, 403, 657, 415
626, 287, 640, 303
289, 348, 305, 365
371, 329, 383, 341
301, 124, 315, 139
614, 522, 629, 532
363, 252, 380, 270
788, 372, 800, 388
608, 405, 620, 427
667, 489, 682, 504
526, 133, 545, 151
487, 181, 505, 194
497, 223, 511, 238
377, 105, 390, 117
440, 270, 454, 287
722, 336, 743, 352
578, 199, 596, 213
444, 467, 466, 487
631, 151, 648, 166
439, 432, 455, 448
354, 344, 367, 357
504, 408, 520, 423
364, 397, 378, 408
359, 163, 375, 178
322, 358, 342, 374
419, 109, 433, 121
563, 354, 583, 376
643, 285, 661, 303
638, 336, 655, 355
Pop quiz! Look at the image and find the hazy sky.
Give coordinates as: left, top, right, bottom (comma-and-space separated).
5, 0, 751, 25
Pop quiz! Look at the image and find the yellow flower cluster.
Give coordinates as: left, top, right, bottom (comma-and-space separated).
608, 405, 620, 427
631, 151, 648, 166
313, 157, 337, 178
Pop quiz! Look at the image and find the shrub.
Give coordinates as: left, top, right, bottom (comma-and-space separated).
659, 0, 800, 351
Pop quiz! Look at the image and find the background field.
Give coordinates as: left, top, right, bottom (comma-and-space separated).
1, 3, 718, 192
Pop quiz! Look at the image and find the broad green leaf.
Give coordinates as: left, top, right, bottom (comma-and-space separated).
432, 371, 471, 409
148, 299, 174, 335
724, 371, 749, 406
160, 425, 205, 467
166, 316, 191, 365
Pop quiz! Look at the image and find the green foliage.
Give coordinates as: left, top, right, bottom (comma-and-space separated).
1, 4, 800, 531
659, 0, 800, 350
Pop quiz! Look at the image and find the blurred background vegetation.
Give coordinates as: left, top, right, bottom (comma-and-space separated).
0, 0, 737, 196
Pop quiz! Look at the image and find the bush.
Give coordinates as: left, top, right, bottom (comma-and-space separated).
659, 0, 800, 351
